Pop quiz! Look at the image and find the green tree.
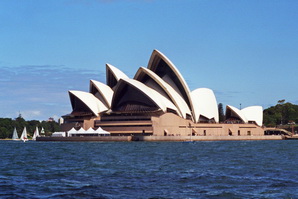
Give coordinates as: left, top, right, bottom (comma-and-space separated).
40, 121, 60, 136
0, 127, 10, 139
263, 101, 298, 126
278, 99, 285, 105
218, 103, 225, 122
0, 115, 61, 139
0, 118, 13, 138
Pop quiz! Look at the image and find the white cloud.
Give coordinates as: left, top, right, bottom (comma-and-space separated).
0, 65, 105, 120
18, 110, 42, 120
66, 0, 154, 4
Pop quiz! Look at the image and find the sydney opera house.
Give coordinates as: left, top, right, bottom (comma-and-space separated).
61, 49, 264, 137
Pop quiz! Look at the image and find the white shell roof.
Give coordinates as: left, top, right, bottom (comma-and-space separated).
112, 78, 178, 113
67, 49, 264, 126
241, 106, 263, 126
134, 67, 191, 119
226, 105, 263, 126
226, 105, 248, 124
90, 80, 114, 108
148, 49, 191, 93
69, 90, 108, 116
147, 49, 195, 118
106, 63, 128, 81
191, 88, 219, 123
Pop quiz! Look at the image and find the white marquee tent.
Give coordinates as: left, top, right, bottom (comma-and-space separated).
67, 127, 110, 137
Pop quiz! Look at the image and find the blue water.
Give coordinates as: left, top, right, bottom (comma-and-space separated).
0, 140, 298, 199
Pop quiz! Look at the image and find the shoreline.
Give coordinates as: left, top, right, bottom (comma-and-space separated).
3, 135, 294, 142
35, 135, 284, 142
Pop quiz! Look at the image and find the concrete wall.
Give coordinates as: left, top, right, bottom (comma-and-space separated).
133, 135, 283, 141
61, 112, 264, 137
37, 135, 282, 142
83, 118, 96, 130
151, 113, 190, 136
152, 113, 264, 136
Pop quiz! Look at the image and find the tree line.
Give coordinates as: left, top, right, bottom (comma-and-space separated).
0, 115, 60, 139
263, 100, 298, 127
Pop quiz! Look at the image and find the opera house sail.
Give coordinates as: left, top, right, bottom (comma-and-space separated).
61, 49, 264, 137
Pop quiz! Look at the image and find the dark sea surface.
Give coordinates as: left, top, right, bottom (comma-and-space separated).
0, 140, 298, 199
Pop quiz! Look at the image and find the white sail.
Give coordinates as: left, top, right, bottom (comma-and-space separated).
41, 127, 45, 136
32, 126, 40, 141
20, 127, 28, 142
12, 127, 19, 140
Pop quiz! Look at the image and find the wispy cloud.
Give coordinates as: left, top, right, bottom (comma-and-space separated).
0, 65, 105, 120
65, 0, 154, 5
214, 89, 241, 98
19, 110, 42, 120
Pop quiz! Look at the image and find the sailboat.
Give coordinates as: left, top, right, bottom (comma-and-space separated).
40, 127, 45, 136
20, 127, 28, 142
12, 127, 19, 140
32, 126, 40, 141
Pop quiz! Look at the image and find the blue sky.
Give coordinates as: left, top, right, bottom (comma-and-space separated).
1, 0, 298, 121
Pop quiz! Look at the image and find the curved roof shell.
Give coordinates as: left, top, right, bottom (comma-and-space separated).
65, 49, 264, 126
69, 90, 108, 116
226, 105, 248, 124
226, 105, 263, 126
147, 49, 195, 117
241, 106, 263, 126
191, 88, 219, 123
111, 78, 178, 114
90, 79, 114, 108
134, 67, 191, 119
106, 63, 128, 89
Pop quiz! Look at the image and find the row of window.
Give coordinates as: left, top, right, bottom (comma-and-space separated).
169, 129, 252, 136
229, 130, 251, 136
95, 125, 152, 128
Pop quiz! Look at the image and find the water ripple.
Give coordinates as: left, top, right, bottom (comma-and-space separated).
0, 140, 298, 198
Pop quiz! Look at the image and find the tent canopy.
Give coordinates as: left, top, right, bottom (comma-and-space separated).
67, 127, 110, 136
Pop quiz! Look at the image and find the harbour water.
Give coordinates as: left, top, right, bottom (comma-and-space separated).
0, 140, 298, 198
